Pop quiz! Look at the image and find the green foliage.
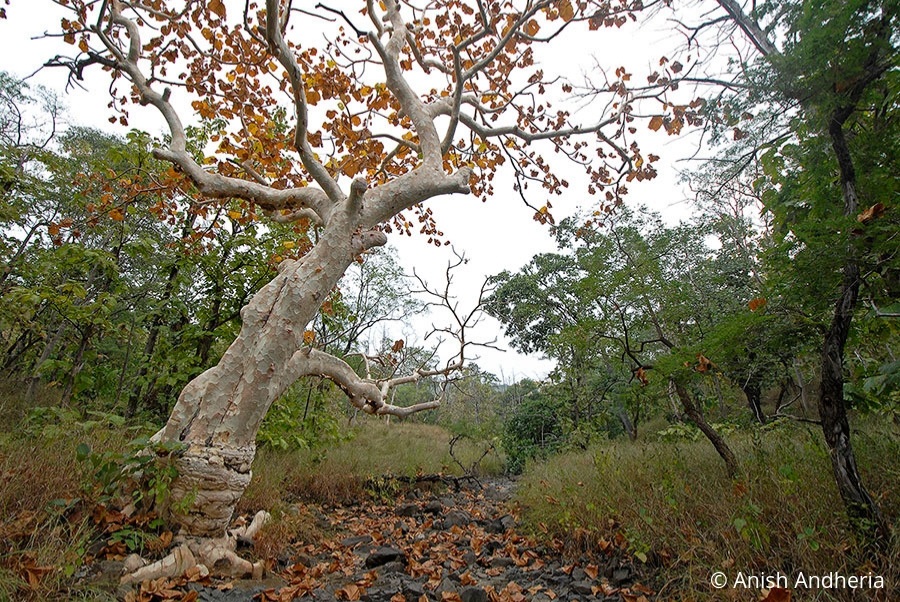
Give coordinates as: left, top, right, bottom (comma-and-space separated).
502, 394, 564, 474
75, 435, 185, 513
257, 380, 350, 451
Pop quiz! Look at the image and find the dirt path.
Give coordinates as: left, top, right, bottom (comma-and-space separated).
133, 478, 648, 602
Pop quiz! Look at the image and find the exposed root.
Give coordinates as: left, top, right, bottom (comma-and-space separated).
120, 510, 270, 586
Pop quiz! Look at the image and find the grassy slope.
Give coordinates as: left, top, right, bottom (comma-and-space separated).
515, 419, 899, 601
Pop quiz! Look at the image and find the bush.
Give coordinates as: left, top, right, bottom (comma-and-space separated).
502, 397, 564, 474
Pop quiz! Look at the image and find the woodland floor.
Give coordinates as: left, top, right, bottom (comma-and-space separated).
104, 477, 650, 602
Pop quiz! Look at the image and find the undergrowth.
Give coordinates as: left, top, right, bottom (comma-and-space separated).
516, 418, 899, 601
241, 419, 504, 511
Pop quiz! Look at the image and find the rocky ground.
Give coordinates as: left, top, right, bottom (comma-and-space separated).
120, 478, 652, 602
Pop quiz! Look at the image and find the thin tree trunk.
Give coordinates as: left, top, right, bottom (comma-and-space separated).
61, 324, 94, 405
127, 262, 181, 417
792, 358, 810, 414
26, 321, 66, 400
616, 404, 637, 441
672, 380, 739, 477
742, 380, 766, 424
817, 111, 888, 541
115, 318, 137, 408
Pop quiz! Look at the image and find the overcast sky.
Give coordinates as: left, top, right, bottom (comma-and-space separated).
0, 3, 701, 382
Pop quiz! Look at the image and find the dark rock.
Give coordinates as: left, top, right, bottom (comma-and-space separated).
571, 580, 594, 595
462, 551, 478, 566
402, 579, 425, 601
460, 586, 489, 602
377, 560, 407, 575
395, 520, 410, 534
362, 583, 402, 602
489, 556, 516, 568
571, 567, 586, 581
485, 515, 515, 533
482, 541, 502, 556
396, 503, 419, 517
423, 500, 443, 515
365, 546, 407, 568
443, 510, 472, 529
436, 576, 457, 593
342, 534, 374, 547
189, 580, 281, 602
612, 567, 632, 585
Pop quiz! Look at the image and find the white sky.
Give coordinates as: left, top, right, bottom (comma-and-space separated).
0, 2, 703, 382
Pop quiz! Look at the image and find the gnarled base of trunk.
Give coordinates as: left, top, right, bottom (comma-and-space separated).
167, 443, 256, 537
120, 510, 270, 586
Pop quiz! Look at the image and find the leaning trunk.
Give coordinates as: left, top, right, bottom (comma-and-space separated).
672, 380, 739, 477
152, 224, 356, 537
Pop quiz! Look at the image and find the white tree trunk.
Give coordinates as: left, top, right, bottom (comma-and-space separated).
153, 218, 360, 535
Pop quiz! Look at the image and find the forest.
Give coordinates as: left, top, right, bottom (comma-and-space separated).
0, 0, 898, 601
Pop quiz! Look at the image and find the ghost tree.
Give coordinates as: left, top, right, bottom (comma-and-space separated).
39, 0, 657, 580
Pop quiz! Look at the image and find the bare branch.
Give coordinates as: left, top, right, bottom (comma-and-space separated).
264, 0, 345, 203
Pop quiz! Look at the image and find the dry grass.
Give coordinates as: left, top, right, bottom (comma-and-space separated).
241, 419, 504, 511
252, 504, 322, 564
516, 419, 899, 601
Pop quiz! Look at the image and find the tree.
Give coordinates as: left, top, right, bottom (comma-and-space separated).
488, 208, 754, 473
35, 0, 655, 578
657, 0, 898, 540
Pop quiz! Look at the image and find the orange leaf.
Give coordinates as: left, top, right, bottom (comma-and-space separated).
761, 588, 791, 602
209, 0, 226, 19
695, 354, 715, 373
748, 297, 767, 312
337, 584, 361, 600
303, 330, 316, 345
524, 19, 540, 36
392, 339, 405, 352
648, 115, 664, 131
857, 202, 886, 223
558, 0, 575, 22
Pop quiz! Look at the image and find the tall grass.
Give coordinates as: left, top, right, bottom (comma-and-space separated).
516, 419, 899, 601
0, 387, 133, 601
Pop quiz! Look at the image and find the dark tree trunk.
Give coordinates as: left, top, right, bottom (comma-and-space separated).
26, 321, 66, 399
616, 405, 637, 441
816, 110, 888, 542
673, 380, 739, 477
126, 263, 180, 417
742, 380, 766, 424
62, 324, 94, 405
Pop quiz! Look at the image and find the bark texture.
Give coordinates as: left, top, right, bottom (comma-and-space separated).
817, 108, 888, 540
673, 380, 739, 478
